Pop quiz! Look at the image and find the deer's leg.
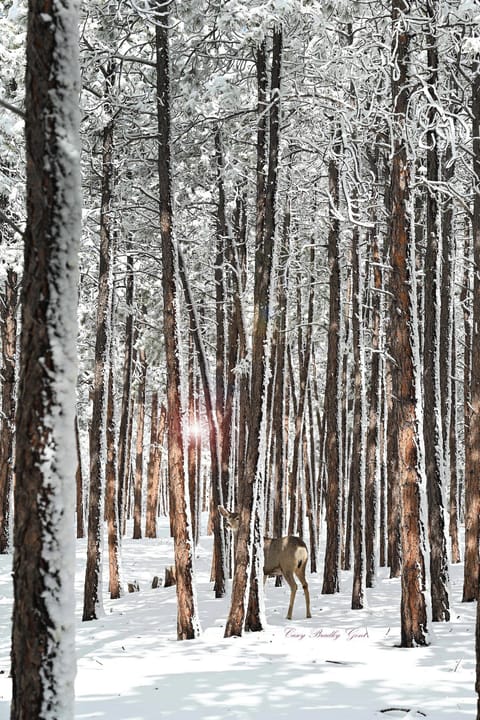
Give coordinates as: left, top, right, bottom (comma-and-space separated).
283, 570, 297, 620
296, 563, 311, 618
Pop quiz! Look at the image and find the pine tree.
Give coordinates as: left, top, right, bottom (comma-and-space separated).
11, 0, 81, 715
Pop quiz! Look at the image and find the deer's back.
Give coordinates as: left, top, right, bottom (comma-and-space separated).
263, 536, 308, 576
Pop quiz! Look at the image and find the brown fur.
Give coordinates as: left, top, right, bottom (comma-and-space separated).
218, 506, 311, 620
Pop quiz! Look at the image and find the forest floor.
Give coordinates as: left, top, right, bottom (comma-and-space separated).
0, 515, 476, 719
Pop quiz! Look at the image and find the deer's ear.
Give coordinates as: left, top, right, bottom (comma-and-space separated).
218, 505, 228, 517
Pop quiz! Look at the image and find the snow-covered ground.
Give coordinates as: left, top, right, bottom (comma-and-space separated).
0, 516, 476, 719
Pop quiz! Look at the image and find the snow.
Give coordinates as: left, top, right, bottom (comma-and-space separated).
33, 0, 82, 715
0, 514, 476, 719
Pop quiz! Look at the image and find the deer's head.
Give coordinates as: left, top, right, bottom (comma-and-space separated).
218, 505, 240, 533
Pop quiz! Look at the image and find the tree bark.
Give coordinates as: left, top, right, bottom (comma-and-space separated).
0, 269, 17, 553
423, 0, 450, 622
449, 314, 461, 563
187, 337, 199, 544
156, 4, 199, 639
106, 363, 122, 599
351, 226, 366, 610
463, 58, 480, 603
83, 59, 116, 622
272, 209, 289, 539
322, 125, 342, 596
11, 1, 80, 715
117, 254, 134, 534
133, 348, 147, 540
146, 396, 166, 539
225, 31, 282, 636
365, 232, 381, 587
177, 247, 226, 596
390, 0, 428, 647
75, 414, 85, 539
287, 250, 314, 538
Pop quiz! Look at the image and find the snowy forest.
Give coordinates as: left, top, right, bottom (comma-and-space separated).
1, 0, 480, 718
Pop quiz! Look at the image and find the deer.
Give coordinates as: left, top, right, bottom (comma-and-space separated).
218, 505, 311, 620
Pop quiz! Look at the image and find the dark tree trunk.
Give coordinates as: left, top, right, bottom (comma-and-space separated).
463, 58, 480, 603
117, 255, 135, 534
225, 30, 282, 637
386, 366, 401, 577
322, 125, 342, 596
365, 232, 381, 587
449, 314, 461, 563
423, 0, 450, 622
385, 163, 402, 579
218, 141, 243, 568
440, 144, 455, 478
379, 374, 388, 568
0, 269, 17, 553
225, 39, 270, 637
461, 228, 472, 471
288, 248, 314, 538
133, 348, 147, 540
390, 0, 428, 647
146, 397, 166, 539
124, 391, 135, 527
11, 1, 80, 715
340, 266, 351, 572
187, 337, 199, 544
272, 210, 289, 539
177, 247, 226, 597
106, 363, 122, 599
83, 59, 116, 622
214, 128, 226, 498
351, 227, 366, 610
155, 4, 199, 639
75, 414, 85, 539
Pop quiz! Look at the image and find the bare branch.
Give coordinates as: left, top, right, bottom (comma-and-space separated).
0, 97, 25, 120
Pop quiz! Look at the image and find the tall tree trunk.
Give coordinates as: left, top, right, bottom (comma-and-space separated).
156, 4, 199, 639
83, 59, 116, 622
463, 57, 480, 603
177, 248, 226, 597
449, 314, 461, 563
133, 348, 147, 540
322, 125, 342, 596
390, 0, 429, 647
476, 581, 480, 720
272, 209, 289, 540
75, 414, 85, 539
214, 128, 226, 498
287, 250, 314, 537
351, 226, 366, 610
124, 390, 135, 528
423, 0, 450, 622
340, 266, 352, 571
187, 336, 199, 544
117, 254, 134, 534
0, 269, 17, 553
440, 144, 455, 485
220, 187, 248, 564
385, 165, 402, 579
225, 30, 282, 637
231, 187, 249, 498
365, 232, 381, 587
224, 37, 270, 637
106, 363, 122, 599
11, 1, 80, 715
146, 396, 166, 539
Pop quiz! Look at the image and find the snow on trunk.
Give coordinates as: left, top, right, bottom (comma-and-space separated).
11, 1, 81, 718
